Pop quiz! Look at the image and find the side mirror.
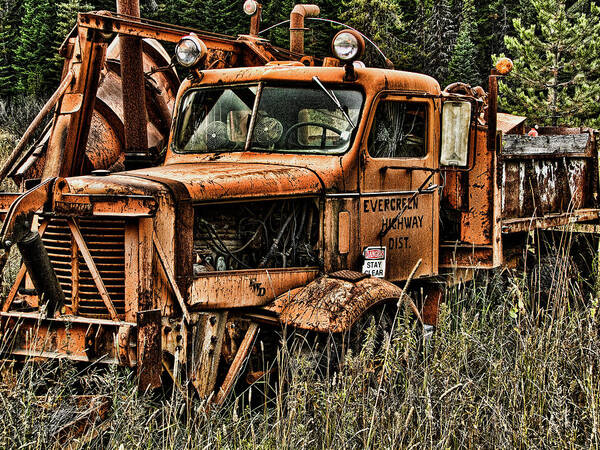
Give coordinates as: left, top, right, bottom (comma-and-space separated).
440, 101, 472, 167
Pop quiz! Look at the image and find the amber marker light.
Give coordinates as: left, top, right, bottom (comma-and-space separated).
495, 57, 514, 75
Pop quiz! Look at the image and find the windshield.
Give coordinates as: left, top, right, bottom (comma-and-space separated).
176, 85, 257, 152
175, 84, 364, 154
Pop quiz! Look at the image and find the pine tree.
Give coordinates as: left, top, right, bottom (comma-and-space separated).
340, 0, 405, 67
0, 0, 23, 98
55, 0, 93, 67
182, 0, 245, 35
499, 0, 600, 126
260, 0, 338, 58
262, 0, 296, 49
403, 0, 432, 74
153, 0, 191, 26
90, 0, 117, 12
56, 0, 93, 41
422, 0, 457, 82
14, 0, 60, 97
302, 0, 343, 58
447, 0, 479, 86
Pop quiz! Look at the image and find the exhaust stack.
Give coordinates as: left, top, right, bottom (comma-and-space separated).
290, 4, 320, 54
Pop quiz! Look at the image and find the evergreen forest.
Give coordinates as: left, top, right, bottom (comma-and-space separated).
1, 0, 600, 126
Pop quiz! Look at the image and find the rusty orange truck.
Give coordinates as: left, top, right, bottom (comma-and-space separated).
0, 2, 597, 400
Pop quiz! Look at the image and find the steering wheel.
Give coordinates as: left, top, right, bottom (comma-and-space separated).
283, 121, 343, 149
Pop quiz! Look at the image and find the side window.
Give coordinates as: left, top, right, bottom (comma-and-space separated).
367, 101, 427, 158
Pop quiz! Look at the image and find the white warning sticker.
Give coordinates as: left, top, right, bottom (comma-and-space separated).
362, 246, 386, 278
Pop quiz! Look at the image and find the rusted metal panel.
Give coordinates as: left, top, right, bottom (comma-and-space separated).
421, 287, 443, 326
214, 322, 258, 405
43, 27, 108, 179
124, 222, 139, 323
337, 211, 350, 254
190, 268, 319, 309
502, 134, 591, 158
460, 126, 496, 246
1, 313, 128, 363
272, 273, 411, 333
123, 173, 193, 299
502, 208, 600, 233
324, 197, 360, 273
189, 312, 228, 398
501, 133, 596, 221
357, 94, 439, 280
137, 309, 161, 391
138, 218, 154, 311
439, 245, 495, 269
126, 163, 324, 203
359, 192, 436, 280
153, 231, 191, 322
53, 193, 157, 217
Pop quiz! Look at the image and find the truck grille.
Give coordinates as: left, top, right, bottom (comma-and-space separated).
42, 218, 126, 320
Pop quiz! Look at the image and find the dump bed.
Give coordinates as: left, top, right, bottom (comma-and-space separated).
500, 128, 599, 233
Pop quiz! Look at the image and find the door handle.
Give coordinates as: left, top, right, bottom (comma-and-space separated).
380, 166, 437, 173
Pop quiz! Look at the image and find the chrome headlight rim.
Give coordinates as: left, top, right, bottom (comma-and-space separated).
332, 30, 365, 62
175, 34, 207, 68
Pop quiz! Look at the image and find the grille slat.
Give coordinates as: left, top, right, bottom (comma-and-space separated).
42, 218, 127, 319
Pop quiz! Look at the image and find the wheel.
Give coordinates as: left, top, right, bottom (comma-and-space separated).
283, 121, 342, 149
343, 303, 396, 361
284, 303, 402, 380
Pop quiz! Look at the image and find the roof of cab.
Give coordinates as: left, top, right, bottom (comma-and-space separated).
185, 65, 442, 96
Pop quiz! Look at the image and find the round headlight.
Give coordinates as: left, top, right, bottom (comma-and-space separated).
332, 30, 365, 62
175, 35, 207, 68
243, 0, 258, 15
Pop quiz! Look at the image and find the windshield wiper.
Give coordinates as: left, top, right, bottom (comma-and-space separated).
312, 76, 356, 129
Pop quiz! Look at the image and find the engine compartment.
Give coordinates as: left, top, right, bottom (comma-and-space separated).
193, 198, 320, 274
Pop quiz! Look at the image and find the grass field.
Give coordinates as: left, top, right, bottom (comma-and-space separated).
0, 130, 598, 448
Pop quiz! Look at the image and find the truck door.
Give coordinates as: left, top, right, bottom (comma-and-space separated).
359, 95, 439, 281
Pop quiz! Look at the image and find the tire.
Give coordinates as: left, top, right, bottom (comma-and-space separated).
284, 303, 401, 380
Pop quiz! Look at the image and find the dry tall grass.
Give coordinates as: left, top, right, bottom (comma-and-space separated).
0, 259, 597, 449
0, 128, 598, 448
